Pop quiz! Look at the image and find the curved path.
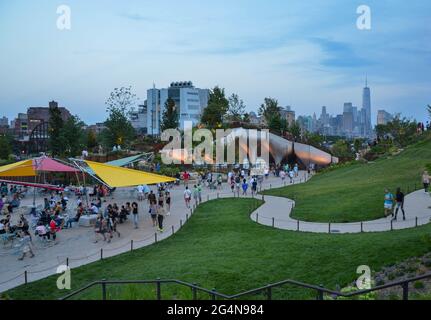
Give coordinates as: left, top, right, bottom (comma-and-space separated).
1, 171, 431, 293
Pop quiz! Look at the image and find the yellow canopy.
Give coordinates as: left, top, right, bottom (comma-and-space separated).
0, 160, 36, 177
85, 160, 176, 188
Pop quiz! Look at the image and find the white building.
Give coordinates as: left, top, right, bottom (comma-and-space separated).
146, 82, 209, 136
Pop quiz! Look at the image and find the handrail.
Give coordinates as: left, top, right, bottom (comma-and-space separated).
60, 271, 431, 300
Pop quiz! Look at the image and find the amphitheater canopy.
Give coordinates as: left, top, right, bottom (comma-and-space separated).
85, 160, 176, 188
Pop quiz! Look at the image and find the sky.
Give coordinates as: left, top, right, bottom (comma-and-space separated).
0, 0, 430, 125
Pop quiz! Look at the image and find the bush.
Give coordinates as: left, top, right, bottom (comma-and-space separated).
414, 281, 425, 290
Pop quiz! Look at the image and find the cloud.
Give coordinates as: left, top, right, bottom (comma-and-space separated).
310, 38, 374, 68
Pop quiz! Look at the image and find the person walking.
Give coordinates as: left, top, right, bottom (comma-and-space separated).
242, 179, 248, 196
193, 185, 199, 205
184, 186, 192, 209
131, 202, 139, 229
157, 202, 165, 232
393, 187, 406, 221
165, 191, 171, 216
17, 231, 34, 260
197, 184, 202, 204
423, 171, 430, 193
384, 189, 395, 217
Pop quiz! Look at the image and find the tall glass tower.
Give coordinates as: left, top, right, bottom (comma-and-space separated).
362, 76, 372, 137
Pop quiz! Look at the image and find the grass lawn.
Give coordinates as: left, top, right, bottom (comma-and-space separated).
5, 198, 431, 300
263, 136, 431, 223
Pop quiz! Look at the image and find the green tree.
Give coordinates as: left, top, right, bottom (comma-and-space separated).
201, 86, 229, 128
48, 104, 65, 156
288, 121, 302, 141
61, 116, 85, 157
86, 130, 98, 150
227, 93, 246, 122
258, 98, 282, 132
375, 115, 418, 147
161, 98, 179, 131
102, 87, 137, 149
331, 140, 353, 159
0, 134, 12, 160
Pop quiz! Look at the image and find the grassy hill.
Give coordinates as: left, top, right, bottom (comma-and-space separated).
264, 135, 431, 223
5, 198, 431, 300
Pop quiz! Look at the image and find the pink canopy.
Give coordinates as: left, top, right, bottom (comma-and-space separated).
33, 157, 79, 173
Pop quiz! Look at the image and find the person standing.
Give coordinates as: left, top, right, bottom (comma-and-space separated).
131, 202, 139, 229
242, 179, 248, 196
251, 177, 258, 196
197, 184, 202, 204
423, 171, 430, 193
393, 188, 406, 221
384, 189, 395, 217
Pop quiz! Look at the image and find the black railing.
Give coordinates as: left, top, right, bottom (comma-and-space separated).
60, 272, 431, 300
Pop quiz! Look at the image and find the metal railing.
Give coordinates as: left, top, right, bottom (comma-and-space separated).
60, 272, 431, 300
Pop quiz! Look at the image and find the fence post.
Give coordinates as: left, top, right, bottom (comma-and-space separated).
316, 285, 324, 300
402, 282, 409, 300
328, 223, 331, 234
416, 217, 418, 228
361, 222, 363, 233
211, 288, 217, 300
267, 285, 272, 300
272, 217, 275, 228
256, 213, 259, 223
156, 278, 162, 300
131, 240, 134, 252
180, 219, 183, 228
101, 279, 107, 300
100, 248, 103, 260
24, 270, 28, 285
297, 220, 300, 232
66, 257, 69, 267
192, 283, 198, 300
391, 220, 393, 231
155, 233, 158, 243
172, 225, 175, 235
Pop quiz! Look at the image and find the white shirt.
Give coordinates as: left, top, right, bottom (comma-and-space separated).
91, 205, 99, 214
184, 189, 192, 199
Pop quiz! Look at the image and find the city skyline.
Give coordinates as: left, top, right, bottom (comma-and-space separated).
0, 0, 430, 124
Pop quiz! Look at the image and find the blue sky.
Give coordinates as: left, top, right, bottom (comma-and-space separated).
0, 0, 430, 124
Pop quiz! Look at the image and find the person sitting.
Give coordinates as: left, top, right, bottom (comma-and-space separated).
65, 203, 84, 229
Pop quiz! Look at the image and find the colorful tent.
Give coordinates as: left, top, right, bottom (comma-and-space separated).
34, 157, 79, 173
0, 159, 36, 177
0, 157, 78, 177
85, 160, 176, 188
106, 154, 148, 168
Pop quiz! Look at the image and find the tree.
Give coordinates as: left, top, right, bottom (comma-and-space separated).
201, 86, 229, 128
161, 98, 179, 131
428, 105, 431, 119
48, 104, 65, 156
258, 98, 282, 132
86, 130, 98, 150
227, 93, 246, 122
0, 134, 12, 160
102, 87, 137, 149
375, 115, 417, 147
288, 121, 302, 141
61, 116, 85, 157
331, 140, 353, 159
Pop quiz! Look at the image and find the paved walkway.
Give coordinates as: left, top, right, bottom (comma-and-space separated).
1, 171, 431, 293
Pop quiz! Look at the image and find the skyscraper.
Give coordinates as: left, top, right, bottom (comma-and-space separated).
362, 76, 372, 137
